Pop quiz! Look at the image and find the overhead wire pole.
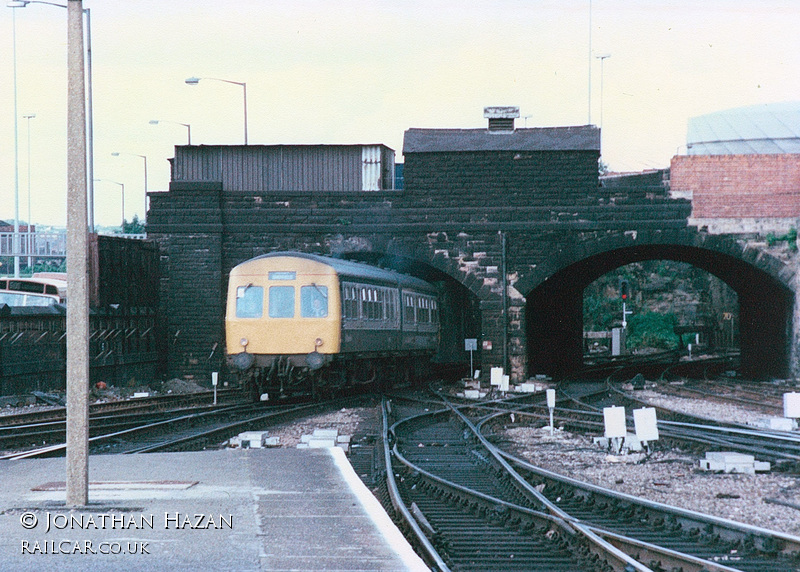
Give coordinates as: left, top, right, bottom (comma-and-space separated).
66, 0, 89, 508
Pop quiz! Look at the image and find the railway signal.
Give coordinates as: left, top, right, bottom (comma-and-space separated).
619, 279, 630, 301
619, 279, 633, 328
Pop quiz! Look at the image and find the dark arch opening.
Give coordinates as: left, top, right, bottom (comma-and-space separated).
526, 244, 793, 380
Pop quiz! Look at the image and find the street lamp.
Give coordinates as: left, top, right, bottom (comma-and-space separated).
111, 152, 147, 224
94, 179, 124, 230
185, 76, 248, 144
23, 113, 35, 266
9, 2, 21, 276
8, 0, 95, 232
596, 53, 611, 131
149, 119, 192, 145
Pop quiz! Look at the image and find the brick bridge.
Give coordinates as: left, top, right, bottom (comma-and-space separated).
147, 123, 797, 385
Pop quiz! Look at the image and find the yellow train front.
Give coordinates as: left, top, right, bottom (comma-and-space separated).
225, 252, 439, 400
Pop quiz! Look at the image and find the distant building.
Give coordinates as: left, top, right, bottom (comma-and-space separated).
168, 144, 396, 192
0, 221, 35, 233
671, 102, 800, 234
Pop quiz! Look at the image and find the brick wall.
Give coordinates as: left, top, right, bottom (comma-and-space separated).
671, 154, 800, 219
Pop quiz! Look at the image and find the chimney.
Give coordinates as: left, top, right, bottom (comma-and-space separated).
484, 106, 520, 132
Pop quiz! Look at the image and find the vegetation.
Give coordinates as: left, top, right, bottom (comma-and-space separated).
121, 215, 146, 235
625, 312, 679, 349
766, 228, 797, 252
583, 260, 736, 352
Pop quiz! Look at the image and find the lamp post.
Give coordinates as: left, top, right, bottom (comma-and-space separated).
149, 119, 191, 145
111, 152, 147, 224
185, 76, 248, 144
93, 179, 124, 230
66, 0, 89, 509
23, 113, 35, 266
8, 0, 95, 232
9, 2, 21, 277
596, 53, 611, 131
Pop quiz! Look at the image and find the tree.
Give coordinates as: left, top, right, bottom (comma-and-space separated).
121, 215, 145, 235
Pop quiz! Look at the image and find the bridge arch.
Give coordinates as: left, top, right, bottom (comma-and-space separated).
517, 229, 795, 380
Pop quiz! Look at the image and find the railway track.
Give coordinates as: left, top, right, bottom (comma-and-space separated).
381, 391, 800, 571
0, 387, 245, 427
0, 394, 373, 460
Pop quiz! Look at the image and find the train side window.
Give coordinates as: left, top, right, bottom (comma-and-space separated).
404, 294, 415, 322
269, 286, 295, 318
348, 286, 359, 319
301, 285, 328, 318
418, 297, 430, 323
236, 285, 263, 318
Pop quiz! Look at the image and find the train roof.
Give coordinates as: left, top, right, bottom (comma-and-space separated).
241, 251, 437, 292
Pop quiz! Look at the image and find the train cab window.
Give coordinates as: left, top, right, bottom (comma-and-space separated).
269, 286, 295, 318
235, 285, 263, 318
301, 285, 328, 318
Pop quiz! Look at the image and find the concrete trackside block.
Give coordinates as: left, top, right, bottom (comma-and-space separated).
768, 417, 796, 431
313, 429, 339, 439
515, 383, 539, 393
239, 431, 270, 448
699, 451, 770, 474
307, 439, 337, 448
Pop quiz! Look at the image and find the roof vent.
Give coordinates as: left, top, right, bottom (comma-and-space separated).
484, 106, 519, 132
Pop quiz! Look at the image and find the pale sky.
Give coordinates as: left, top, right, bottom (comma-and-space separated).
1, 0, 799, 228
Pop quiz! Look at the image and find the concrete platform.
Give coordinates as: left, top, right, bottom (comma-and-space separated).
0, 448, 428, 571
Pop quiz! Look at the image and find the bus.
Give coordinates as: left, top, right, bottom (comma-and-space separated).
0, 274, 67, 307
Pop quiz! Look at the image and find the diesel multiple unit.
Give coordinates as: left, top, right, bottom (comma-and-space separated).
225, 252, 439, 399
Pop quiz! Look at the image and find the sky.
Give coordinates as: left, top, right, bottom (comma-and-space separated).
1, 0, 799, 228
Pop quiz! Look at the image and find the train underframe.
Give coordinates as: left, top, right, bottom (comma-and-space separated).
238, 352, 433, 401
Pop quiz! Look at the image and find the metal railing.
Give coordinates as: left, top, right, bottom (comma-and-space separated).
0, 232, 147, 259
0, 232, 67, 258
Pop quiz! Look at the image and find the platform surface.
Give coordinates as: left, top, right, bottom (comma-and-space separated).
0, 447, 428, 571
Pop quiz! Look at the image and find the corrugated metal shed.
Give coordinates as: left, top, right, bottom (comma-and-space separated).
402, 125, 600, 153
170, 144, 395, 191
687, 101, 800, 155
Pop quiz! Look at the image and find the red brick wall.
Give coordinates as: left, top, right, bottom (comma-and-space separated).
670, 154, 800, 218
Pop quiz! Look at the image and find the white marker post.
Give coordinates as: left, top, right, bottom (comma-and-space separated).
212, 371, 218, 405
603, 406, 627, 454
633, 407, 659, 453
464, 338, 477, 377
784, 392, 800, 424
546, 388, 556, 435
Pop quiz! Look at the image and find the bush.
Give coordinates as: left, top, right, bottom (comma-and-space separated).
626, 312, 679, 350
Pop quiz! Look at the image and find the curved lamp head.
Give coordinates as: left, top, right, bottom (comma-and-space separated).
148, 120, 159, 125
7, 2, 30, 7
110, 152, 120, 157
184, 77, 201, 85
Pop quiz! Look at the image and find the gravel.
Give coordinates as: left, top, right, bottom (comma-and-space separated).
258, 407, 371, 447
500, 401, 800, 537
